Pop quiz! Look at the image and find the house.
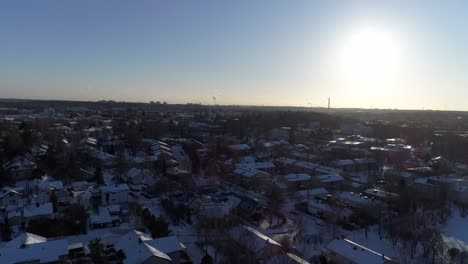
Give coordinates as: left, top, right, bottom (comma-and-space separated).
3, 156, 37, 180
284, 173, 312, 190
88, 148, 116, 166
229, 225, 283, 262
199, 202, 231, 219
114, 230, 190, 264
0, 237, 69, 263
363, 188, 398, 203
31, 144, 48, 157
23, 202, 54, 223
193, 176, 220, 192
126, 167, 143, 185
171, 145, 192, 172
333, 160, 356, 172
233, 166, 272, 187
316, 174, 344, 189
0, 188, 23, 209
293, 161, 342, 176
4, 232, 47, 248
337, 192, 380, 209
307, 199, 352, 222
145, 236, 189, 264
294, 188, 329, 203
228, 144, 251, 154
237, 197, 266, 219
72, 181, 91, 191
339, 123, 373, 136
90, 206, 121, 229
101, 184, 130, 205
325, 238, 397, 264
237, 162, 276, 174
38, 180, 64, 193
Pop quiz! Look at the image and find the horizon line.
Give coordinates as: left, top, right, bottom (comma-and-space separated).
0, 97, 465, 113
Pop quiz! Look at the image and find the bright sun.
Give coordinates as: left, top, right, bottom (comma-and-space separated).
338, 27, 402, 83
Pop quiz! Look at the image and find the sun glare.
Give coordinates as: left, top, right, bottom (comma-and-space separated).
338, 27, 402, 83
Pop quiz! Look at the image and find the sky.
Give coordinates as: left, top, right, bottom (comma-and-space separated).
1, 0, 468, 110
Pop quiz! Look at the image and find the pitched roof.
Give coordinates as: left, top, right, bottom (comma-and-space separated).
326, 238, 397, 264
0, 239, 68, 263
229, 226, 281, 253
114, 230, 172, 264
145, 236, 186, 254
3, 156, 37, 172
5, 233, 47, 248
23, 203, 53, 218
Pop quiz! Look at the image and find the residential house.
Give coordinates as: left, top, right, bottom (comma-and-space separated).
325, 238, 397, 264
114, 230, 190, 264
0, 237, 68, 263
3, 156, 37, 180
23, 202, 54, 224
101, 184, 130, 205
229, 225, 283, 263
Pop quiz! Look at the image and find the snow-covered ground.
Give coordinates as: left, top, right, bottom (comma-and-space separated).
346, 226, 401, 260
442, 209, 468, 245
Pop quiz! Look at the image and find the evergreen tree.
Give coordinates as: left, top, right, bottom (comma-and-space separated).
50, 191, 58, 213
201, 254, 214, 264
2, 216, 12, 242
88, 238, 107, 263
95, 163, 104, 184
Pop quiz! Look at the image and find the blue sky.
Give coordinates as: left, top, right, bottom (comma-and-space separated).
1, 0, 468, 109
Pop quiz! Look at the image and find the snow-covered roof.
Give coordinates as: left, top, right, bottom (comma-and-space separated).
23, 202, 53, 218
145, 236, 186, 254
114, 230, 172, 264
275, 157, 297, 165
38, 181, 64, 192
229, 144, 250, 151
0, 188, 22, 200
295, 161, 320, 170
0, 238, 68, 263
234, 167, 264, 178
295, 188, 329, 199
326, 238, 396, 264
335, 159, 355, 166
71, 181, 90, 189
236, 162, 275, 171
90, 206, 120, 225
101, 184, 130, 193
239, 155, 256, 163
317, 174, 344, 183
126, 168, 141, 178
3, 156, 37, 172
285, 173, 311, 182
5, 233, 47, 248
263, 140, 288, 148
199, 203, 231, 218
338, 192, 376, 207
363, 188, 398, 200
229, 226, 281, 253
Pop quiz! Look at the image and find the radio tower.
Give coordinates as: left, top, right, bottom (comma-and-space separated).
212, 96, 217, 106
328, 98, 330, 112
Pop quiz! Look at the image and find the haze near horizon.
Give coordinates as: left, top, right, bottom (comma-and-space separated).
2, 0, 468, 110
